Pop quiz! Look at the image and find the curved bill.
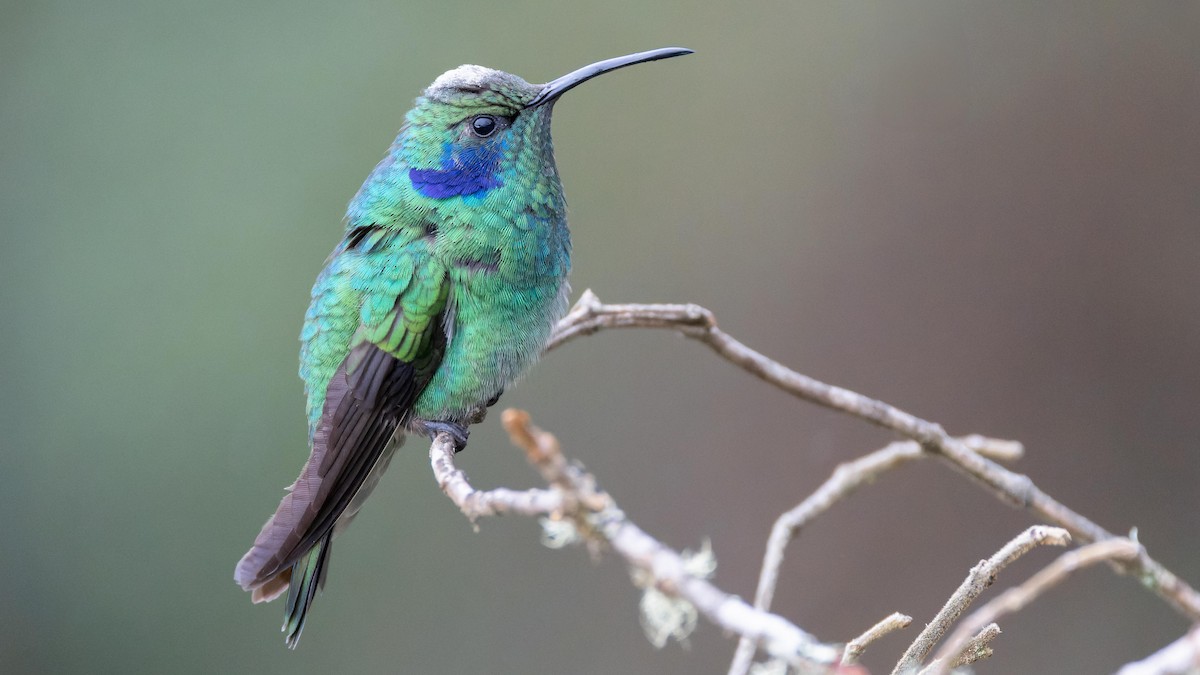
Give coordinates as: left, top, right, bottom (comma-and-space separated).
525, 47, 693, 108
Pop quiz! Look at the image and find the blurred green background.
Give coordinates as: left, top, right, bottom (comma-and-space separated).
3, 2, 1199, 673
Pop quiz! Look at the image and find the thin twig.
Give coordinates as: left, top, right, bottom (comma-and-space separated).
928, 538, 1143, 675
843, 612, 914, 665
759, 437, 1024, 614
953, 623, 1002, 669
430, 436, 565, 521
1117, 625, 1200, 675
428, 413, 843, 667
916, 623, 1001, 674
892, 525, 1072, 674
548, 291, 1200, 623
429, 292, 1197, 671
728, 436, 1021, 675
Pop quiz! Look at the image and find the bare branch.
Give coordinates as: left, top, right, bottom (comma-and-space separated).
952, 623, 1002, 669
1117, 625, 1200, 675
729, 436, 1020, 675
428, 412, 843, 668
430, 434, 565, 521
843, 612, 914, 665
928, 538, 1143, 674
548, 292, 1200, 622
755, 436, 1023, 615
429, 292, 1195, 671
917, 623, 1001, 674
892, 525, 1072, 674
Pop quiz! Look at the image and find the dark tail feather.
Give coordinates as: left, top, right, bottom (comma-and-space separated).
283, 535, 332, 649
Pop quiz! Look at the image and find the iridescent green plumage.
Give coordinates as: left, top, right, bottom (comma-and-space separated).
235, 48, 691, 647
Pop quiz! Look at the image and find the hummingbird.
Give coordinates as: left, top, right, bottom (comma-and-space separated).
234, 47, 692, 647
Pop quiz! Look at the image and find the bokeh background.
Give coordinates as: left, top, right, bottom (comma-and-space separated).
3, 2, 1199, 673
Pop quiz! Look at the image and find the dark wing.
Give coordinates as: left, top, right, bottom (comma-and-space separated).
234, 267, 450, 594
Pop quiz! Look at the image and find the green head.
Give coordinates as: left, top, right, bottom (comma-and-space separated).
348, 48, 692, 223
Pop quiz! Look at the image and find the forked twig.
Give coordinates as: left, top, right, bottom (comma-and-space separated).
428, 412, 842, 667
729, 436, 1021, 675
892, 525, 1072, 674
548, 291, 1200, 623
926, 538, 1142, 675
426, 291, 1200, 673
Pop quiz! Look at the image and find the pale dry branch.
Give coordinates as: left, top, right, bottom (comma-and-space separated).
916, 623, 1001, 674
757, 437, 1024, 615
1117, 625, 1200, 675
428, 412, 843, 667
729, 436, 1020, 675
430, 436, 565, 521
548, 291, 1200, 622
928, 538, 1143, 675
951, 623, 1001, 669
426, 291, 1199, 673
892, 525, 1072, 674
843, 612, 914, 665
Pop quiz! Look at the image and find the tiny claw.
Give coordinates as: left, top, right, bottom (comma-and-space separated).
420, 421, 470, 452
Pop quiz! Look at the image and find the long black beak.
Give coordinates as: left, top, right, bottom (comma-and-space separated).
525, 47, 693, 108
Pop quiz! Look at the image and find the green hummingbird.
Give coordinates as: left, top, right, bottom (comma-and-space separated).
234, 47, 692, 647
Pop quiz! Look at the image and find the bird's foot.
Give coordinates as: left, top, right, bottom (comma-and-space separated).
463, 389, 504, 426
417, 420, 470, 453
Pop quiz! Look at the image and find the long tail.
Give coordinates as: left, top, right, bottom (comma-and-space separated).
283, 535, 333, 649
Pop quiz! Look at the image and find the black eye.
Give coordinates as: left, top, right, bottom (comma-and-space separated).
470, 115, 498, 137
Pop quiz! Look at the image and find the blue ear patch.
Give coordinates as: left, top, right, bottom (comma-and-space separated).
409, 142, 504, 199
